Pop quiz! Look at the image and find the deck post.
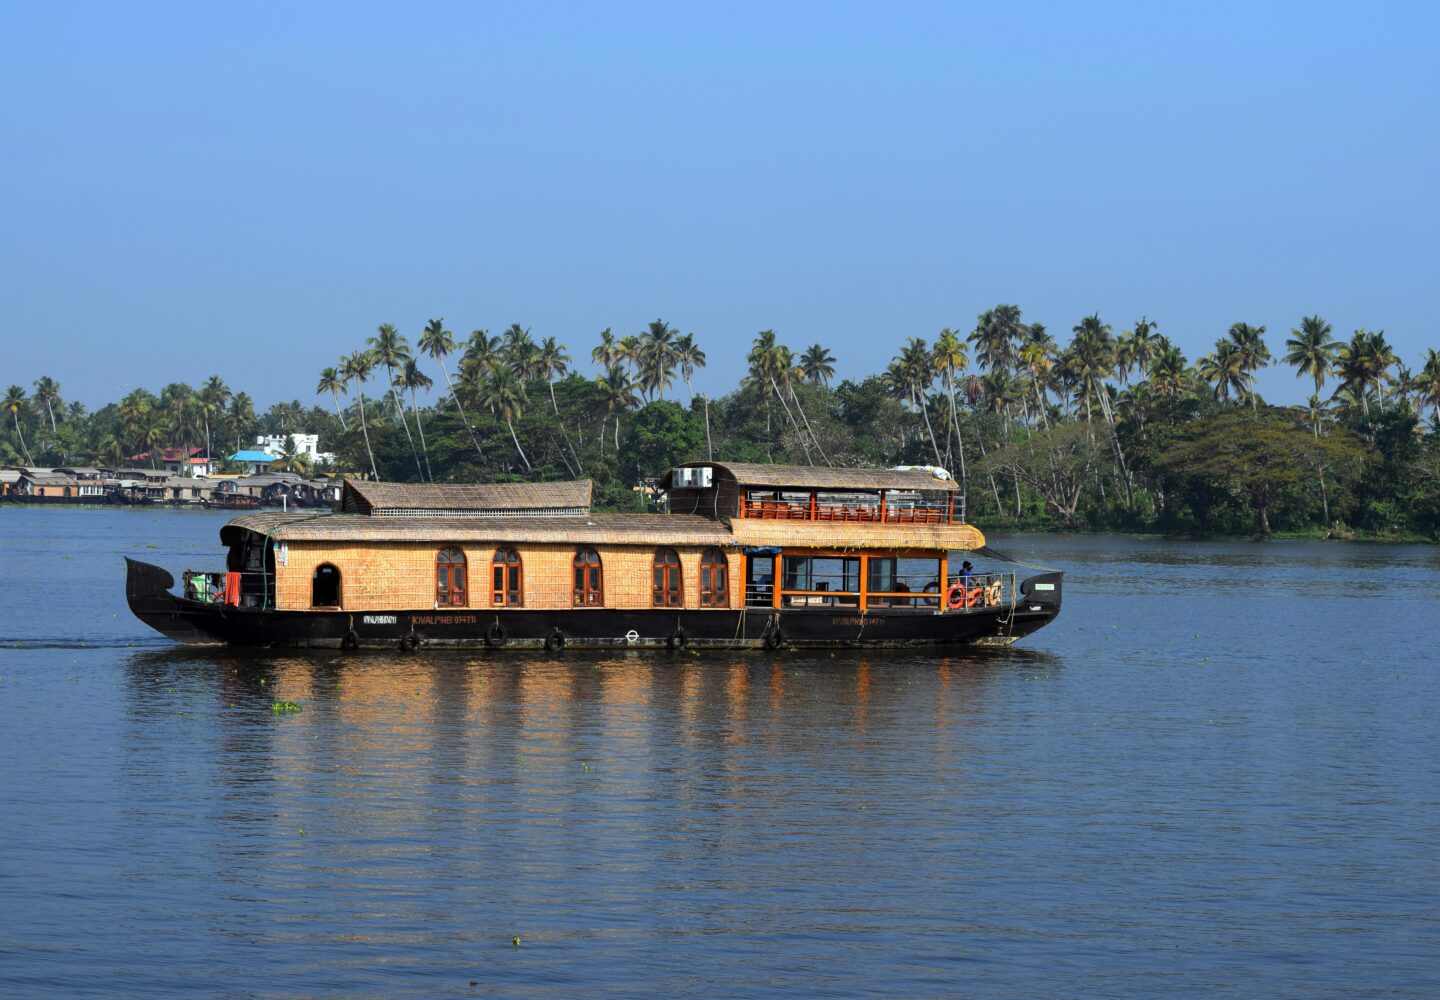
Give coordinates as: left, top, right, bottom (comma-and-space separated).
773, 551, 783, 609
858, 554, 869, 613
938, 552, 948, 613
878, 490, 886, 522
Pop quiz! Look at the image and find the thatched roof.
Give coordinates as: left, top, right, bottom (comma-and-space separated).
670, 462, 958, 493
221, 512, 731, 546
340, 479, 592, 516
730, 518, 985, 552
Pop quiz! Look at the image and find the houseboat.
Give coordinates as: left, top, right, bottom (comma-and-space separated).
124, 464, 1063, 650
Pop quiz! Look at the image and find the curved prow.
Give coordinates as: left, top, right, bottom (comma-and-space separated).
1020, 571, 1063, 611
124, 557, 223, 646
125, 557, 176, 607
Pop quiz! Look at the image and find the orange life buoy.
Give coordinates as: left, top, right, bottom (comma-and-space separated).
965, 587, 982, 608
947, 583, 965, 609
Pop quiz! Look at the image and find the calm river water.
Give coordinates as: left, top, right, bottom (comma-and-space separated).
1, 506, 1437, 998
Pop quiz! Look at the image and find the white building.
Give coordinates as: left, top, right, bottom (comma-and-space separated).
255, 434, 334, 464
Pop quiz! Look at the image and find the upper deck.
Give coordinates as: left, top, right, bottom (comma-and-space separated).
663, 461, 963, 524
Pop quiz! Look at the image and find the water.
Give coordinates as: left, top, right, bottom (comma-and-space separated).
1, 506, 1437, 997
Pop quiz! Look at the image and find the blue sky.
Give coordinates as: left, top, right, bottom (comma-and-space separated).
3, 1, 1437, 409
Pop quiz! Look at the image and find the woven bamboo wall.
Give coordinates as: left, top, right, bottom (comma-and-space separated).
275, 541, 742, 612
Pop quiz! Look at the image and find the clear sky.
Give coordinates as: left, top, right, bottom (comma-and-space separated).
3, 1, 1437, 409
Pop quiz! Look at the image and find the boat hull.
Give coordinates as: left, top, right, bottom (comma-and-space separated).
125, 558, 1062, 650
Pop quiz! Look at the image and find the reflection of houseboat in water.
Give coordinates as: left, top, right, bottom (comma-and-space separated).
125, 463, 1063, 650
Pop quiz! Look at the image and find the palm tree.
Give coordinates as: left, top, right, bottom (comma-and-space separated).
1115, 317, 1158, 386
462, 329, 503, 377
968, 304, 1024, 375
886, 338, 943, 468
1334, 329, 1398, 418
478, 368, 530, 471
1017, 326, 1055, 430
194, 375, 231, 471
799, 344, 836, 386
594, 364, 639, 453
418, 318, 484, 461
931, 329, 970, 482
2, 385, 34, 464
368, 323, 423, 478
32, 376, 60, 434
228, 392, 255, 455
1284, 316, 1335, 435
747, 331, 817, 463
1198, 342, 1250, 404
316, 367, 348, 431
340, 350, 380, 479
133, 408, 168, 469
1147, 344, 1192, 398
592, 328, 621, 371
637, 319, 678, 401
674, 332, 707, 402
1415, 348, 1440, 424
1064, 313, 1132, 508
1225, 322, 1272, 412
536, 336, 571, 414
396, 358, 434, 481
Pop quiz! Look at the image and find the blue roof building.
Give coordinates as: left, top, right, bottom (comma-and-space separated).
229, 450, 279, 473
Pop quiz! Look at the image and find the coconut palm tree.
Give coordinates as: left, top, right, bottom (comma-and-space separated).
594, 364, 640, 453
1147, 344, 1193, 398
1415, 348, 1440, 424
396, 358, 434, 481
1115, 317, 1159, 386
799, 344, 836, 386
1225, 322, 1272, 411
2, 385, 34, 464
1198, 342, 1250, 404
1334, 329, 1398, 418
418, 318, 485, 462
228, 392, 255, 455
316, 367, 348, 431
537, 336, 571, 415
747, 331, 817, 463
31, 376, 60, 434
478, 368, 530, 471
674, 333, 707, 402
931, 329, 970, 480
1017, 326, 1056, 430
1064, 313, 1133, 508
886, 337, 943, 468
462, 329, 504, 378
189, 375, 229, 473
368, 323, 423, 478
637, 319, 678, 401
340, 350, 380, 479
968, 304, 1024, 376
592, 327, 621, 371
1284, 315, 1335, 435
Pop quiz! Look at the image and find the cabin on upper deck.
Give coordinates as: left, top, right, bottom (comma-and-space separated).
663, 461, 962, 523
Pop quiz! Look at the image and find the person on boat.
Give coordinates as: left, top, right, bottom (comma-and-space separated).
958, 561, 973, 586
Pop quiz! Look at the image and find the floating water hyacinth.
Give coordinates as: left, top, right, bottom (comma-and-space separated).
270, 700, 303, 713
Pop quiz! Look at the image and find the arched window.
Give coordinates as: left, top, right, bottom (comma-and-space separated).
436, 547, 467, 606
312, 563, 342, 607
573, 548, 603, 606
699, 549, 729, 607
492, 547, 523, 607
653, 548, 682, 607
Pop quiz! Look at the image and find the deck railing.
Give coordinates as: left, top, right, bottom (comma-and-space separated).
741, 491, 963, 524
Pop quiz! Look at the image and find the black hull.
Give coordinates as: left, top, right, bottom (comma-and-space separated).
126, 559, 1063, 651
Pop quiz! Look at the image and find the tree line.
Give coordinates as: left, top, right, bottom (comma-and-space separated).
5, 310, 1439, 537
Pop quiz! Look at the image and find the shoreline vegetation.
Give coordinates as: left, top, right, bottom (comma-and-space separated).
5, 310, 1439, 540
